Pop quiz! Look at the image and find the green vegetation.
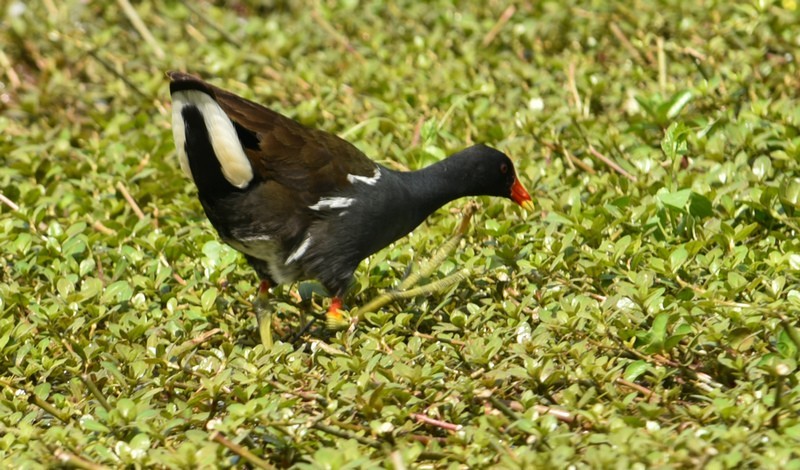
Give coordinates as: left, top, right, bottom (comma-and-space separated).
3, 0, 800, 467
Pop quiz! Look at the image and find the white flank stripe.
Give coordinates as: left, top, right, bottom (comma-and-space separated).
171, 97, 192, 181
347, 167, 381, 186
286, 234, 312, 264
238, 234, 273, 242
172, 90, 253, 188
309, 197, 355, 211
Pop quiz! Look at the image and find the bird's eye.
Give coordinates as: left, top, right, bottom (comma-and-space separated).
500, 163, 509, 174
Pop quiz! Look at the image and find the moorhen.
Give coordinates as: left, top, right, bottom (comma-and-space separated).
168, 71, 533, 331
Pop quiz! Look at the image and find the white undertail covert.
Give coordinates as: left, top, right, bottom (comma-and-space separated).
172, 90, 254, 188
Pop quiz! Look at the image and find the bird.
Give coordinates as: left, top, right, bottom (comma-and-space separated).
167, 71, 533, 331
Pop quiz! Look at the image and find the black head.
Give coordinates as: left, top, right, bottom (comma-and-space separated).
448, 144, 533, 209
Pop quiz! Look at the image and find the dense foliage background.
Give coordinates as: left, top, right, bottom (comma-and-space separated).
2, 0, 800, 467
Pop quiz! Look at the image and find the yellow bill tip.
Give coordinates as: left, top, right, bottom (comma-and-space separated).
521, 199, 535, 212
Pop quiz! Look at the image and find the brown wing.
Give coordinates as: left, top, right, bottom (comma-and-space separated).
168, 71, 379, 255
182, 73, 378, 200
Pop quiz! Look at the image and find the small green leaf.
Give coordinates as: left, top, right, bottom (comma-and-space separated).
117, 398, 137, 420
752, 156, 772, 181
788, 289, 800, 306
34, 382, 51, 400
81, 418, 111, 433
727, 272, 747, 290
778, 328, 799, 359
650, 313, 670, 344
57, 278, 72, 298
79, 258, 96, 277
129, 433, 151, 452
80, 277, 103, 301
661, 122, 689, 161
659, 189, 692, 211
665, 90, 693, 119
200, 287, 218, 311
102, 280, 133, 303
65, 222, 88, 238
779, 178, 800, 212
623, 360, 649, 382
669, 245, 689, 272
62, 236, 87, 257
423, 144, 446, 160
689, 192, 713, 217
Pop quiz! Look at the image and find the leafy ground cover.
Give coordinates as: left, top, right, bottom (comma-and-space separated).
2, 0, 800, 467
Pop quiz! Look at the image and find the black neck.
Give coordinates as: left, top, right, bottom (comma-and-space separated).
398, 156, 479, 216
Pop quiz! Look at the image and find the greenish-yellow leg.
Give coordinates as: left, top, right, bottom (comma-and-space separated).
255, 280, 273, 348
326, 202, 478, 330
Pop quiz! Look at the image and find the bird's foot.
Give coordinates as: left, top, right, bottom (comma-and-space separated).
325, 297, 350, 331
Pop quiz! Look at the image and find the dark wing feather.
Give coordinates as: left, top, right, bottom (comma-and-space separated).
201, 77, 377, 195
168, 71, 381, 288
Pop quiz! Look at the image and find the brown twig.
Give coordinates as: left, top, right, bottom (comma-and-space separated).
0, 192, 19, 211
210, 431, 275, 469
609, 22, 650, 66
91, 220, 116, 236
588, 146, 637, 182
179, 0, 242, 46
170, 328, 223, 359
497, 396, 577, 426
0, 49, 21, 89
566, 62, 584, 116
482, 5, 516, 46
682, 47, 706, 61
412, 413, 462, 432
587, 292, 606, 302
159, 253, 187, 286
185, 23, 207, 44
507, 400, 578, 426
410, 116, 425, 147
117, 0, 165, 59
533, 405, 576, 424
311, 8, 363, 61
563, 147, 596, 175
116, 182, 146, 220
616, 377, 660, 403
54, 449, 109, 470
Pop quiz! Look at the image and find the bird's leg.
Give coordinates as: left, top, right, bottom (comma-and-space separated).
328, 202, 479, 330
254, 279, 273, 348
